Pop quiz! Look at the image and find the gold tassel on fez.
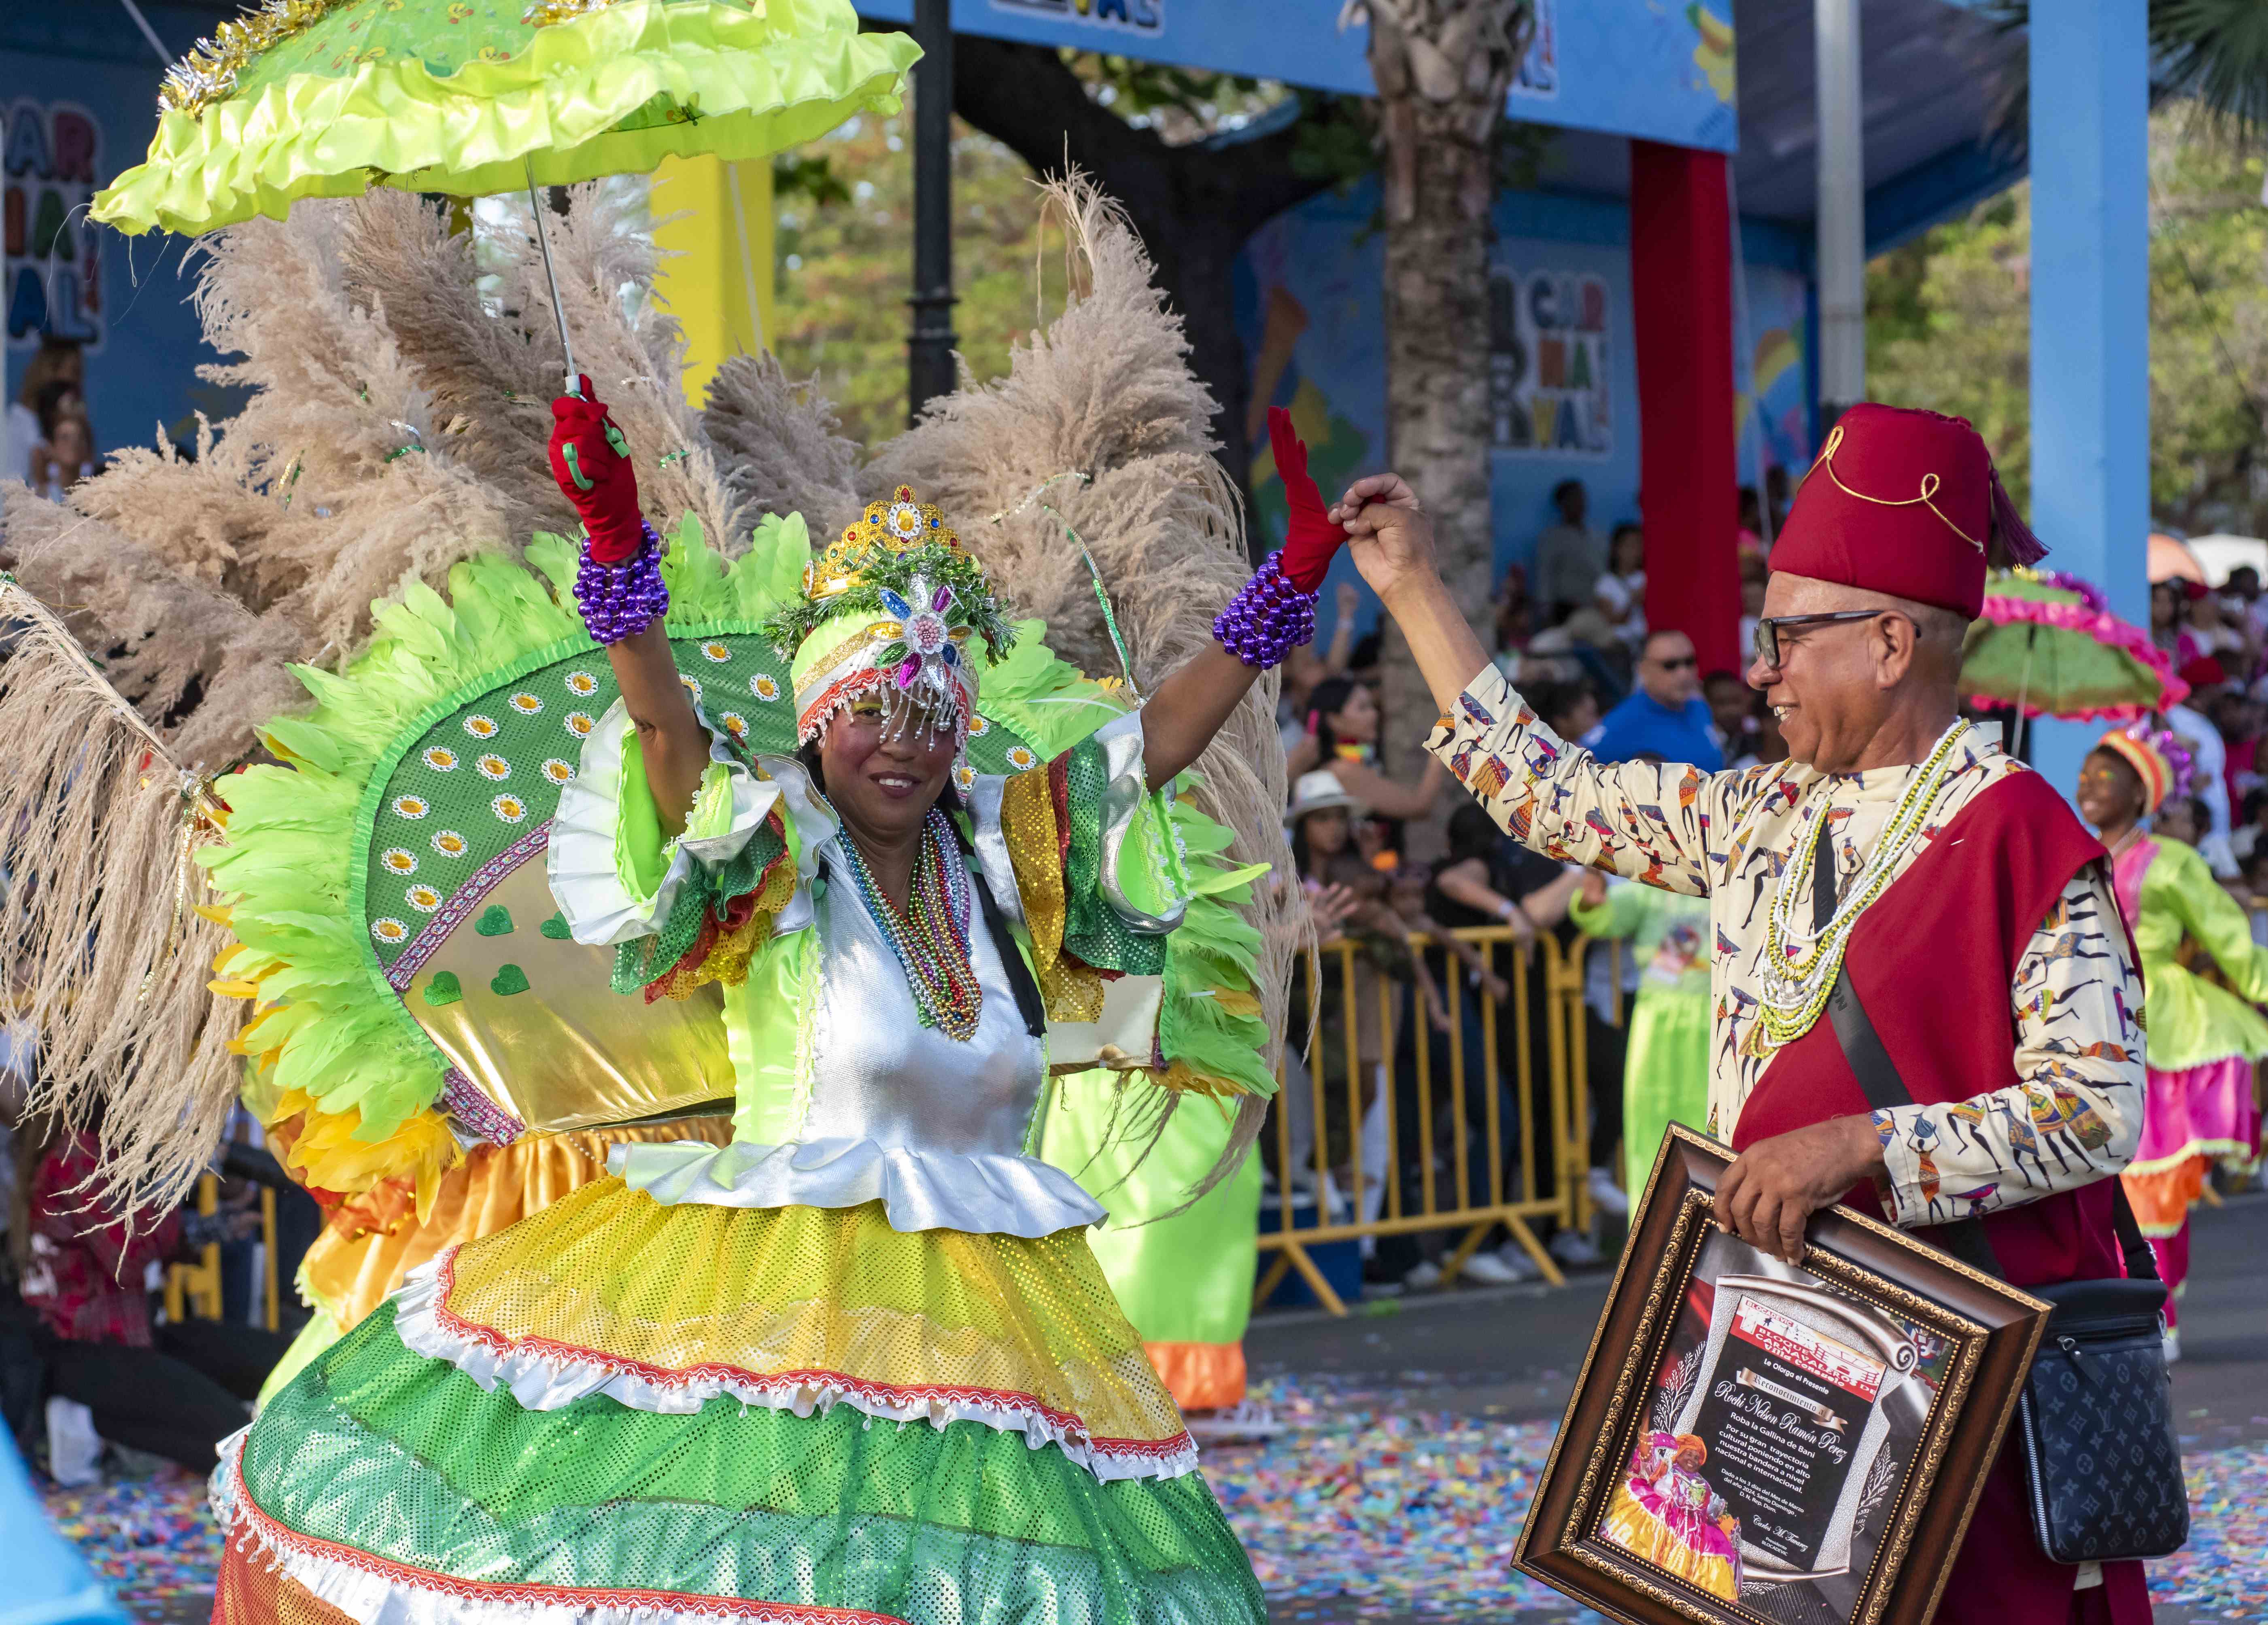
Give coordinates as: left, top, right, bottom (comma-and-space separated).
0, 575, 244, 1216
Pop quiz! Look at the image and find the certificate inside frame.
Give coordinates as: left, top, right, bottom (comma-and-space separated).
1513, 1126, 2050, 1625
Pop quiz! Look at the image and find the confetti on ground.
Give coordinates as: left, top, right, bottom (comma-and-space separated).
42, 1468, 221, 1610
1210, 1375, 2268, 1623
2147, 1445, 2268, 1620
31, 1381, 2266, 1624
1210, 1373, 1604, 1619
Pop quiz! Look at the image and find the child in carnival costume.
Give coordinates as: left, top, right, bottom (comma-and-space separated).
204, 380, 1354, 1625
2077, 723, 2268, 1360
1569, 867, 1712, 1196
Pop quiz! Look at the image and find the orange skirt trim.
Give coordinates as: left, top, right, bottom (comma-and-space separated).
1144, 1341, 1247, 1411
299, 1117, 732, 1329
2121, 1157, 2205, 1239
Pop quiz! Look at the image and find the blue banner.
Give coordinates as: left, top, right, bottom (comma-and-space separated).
854, 0, 1736, 153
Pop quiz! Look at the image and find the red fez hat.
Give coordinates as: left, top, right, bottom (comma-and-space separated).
1770, 404, 2045, 619
2178, 655, 2228, 691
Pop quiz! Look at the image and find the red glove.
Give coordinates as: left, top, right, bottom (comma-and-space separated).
1268, 405, 1348, 593
548, 376, 645, 562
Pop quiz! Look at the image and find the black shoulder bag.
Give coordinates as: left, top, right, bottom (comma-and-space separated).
1811, 837, 2187, 1564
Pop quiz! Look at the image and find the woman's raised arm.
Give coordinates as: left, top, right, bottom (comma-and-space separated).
549, 380, 708, 834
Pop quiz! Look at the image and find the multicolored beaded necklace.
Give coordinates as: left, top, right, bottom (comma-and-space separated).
837, 806, 983, 1041
1754, 719, 1972, 1049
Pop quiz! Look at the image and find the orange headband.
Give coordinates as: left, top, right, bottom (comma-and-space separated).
2096, 729, 2170, 816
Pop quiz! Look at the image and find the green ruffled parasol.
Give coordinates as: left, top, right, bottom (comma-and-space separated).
1961, 569, 2189, 723
94, 0, 915, 235
92, 0, 917, 381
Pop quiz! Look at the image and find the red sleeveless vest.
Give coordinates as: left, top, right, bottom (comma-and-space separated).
1730, 768, 2125, 1290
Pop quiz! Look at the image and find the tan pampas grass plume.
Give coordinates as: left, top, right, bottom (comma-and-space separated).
702, 350, 864, 543
869, 172, 1298, 1200
1, 482, 315, 768
0, 580, 242, 1216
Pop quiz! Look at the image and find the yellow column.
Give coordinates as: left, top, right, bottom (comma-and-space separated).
649, 154, 774, 407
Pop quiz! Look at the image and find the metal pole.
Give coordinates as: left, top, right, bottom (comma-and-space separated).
907, 0, 958, 424
1814, 0, 1864, 421
526, 158, 580, 396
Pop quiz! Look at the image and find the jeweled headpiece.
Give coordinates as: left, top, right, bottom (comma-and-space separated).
766, 486, 1015, 749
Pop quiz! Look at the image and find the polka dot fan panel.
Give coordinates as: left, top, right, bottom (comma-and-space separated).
359, 627, 1043, 968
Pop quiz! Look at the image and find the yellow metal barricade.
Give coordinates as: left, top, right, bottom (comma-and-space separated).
163, 1171, 284, 1330
1254, 928, 1625, 1315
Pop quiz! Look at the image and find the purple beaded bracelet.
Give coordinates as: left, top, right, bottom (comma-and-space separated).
1213, 550, 1319, 668
573, 520, 669, 644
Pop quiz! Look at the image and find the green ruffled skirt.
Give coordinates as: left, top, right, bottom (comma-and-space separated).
217, 1287, 1260, 1625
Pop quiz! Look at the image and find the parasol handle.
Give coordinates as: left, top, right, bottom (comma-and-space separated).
2014, 624, 2035, 755
525, 158, 579, 397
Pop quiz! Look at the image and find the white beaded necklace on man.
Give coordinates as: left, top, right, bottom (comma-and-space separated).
1755, 719, 1975, 1048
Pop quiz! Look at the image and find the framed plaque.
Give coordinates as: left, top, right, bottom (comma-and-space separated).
1514, 1126, 2049, 1625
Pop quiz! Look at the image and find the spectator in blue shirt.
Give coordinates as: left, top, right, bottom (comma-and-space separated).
1583, 628, 1724, 771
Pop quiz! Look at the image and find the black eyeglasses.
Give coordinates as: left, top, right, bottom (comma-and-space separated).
1651, 655, 1698, 672
1752, 609, 1886, 669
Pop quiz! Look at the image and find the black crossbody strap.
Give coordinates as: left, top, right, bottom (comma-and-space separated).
1811, 833, 2007, 1278
2107, 1177, 2161, 1284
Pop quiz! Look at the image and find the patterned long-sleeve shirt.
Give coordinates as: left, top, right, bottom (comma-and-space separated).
1428, 666, 2143, 1228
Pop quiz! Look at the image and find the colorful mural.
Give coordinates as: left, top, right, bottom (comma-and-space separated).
1239, 179, 1811, 639
4, 100, 103, 348
1737, 259, 1813, 488
0, 45, 212, 472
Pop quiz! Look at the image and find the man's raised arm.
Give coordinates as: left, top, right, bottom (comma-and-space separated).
1333, 473, 1745, 896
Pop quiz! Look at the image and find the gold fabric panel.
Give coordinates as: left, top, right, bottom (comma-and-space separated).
402, 861, 735, 1134
998, 768, 1103, 1023
302, 1118, 732, 1330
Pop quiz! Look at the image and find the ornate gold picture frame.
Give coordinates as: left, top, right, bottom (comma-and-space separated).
1514, 1126, 2049, 1625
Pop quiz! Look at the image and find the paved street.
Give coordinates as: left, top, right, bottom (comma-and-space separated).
54, 1193, 2266, 1624
1225, 1191, 2268, 1625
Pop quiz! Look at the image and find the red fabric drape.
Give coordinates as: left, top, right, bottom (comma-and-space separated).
1629, 141, 1741, 677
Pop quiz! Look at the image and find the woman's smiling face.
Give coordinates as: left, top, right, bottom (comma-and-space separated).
818, 692, 957, 848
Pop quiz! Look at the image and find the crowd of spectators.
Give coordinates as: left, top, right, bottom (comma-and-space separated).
1, 1039, 309, 1486
1276, 479, 1791, 1296
2141, 564, 2268, 915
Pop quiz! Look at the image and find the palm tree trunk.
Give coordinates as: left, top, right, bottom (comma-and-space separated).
1360, 1, 1531, 781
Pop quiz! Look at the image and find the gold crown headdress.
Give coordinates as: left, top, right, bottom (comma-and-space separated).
766, 486, 1015, 749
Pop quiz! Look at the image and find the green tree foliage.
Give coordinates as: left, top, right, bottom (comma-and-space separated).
1868, 111, 2268, 534
768, 112, 1050, 451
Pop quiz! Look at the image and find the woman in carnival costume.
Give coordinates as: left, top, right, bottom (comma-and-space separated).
1597, 1431, 1743, 1602
200, 374, 1352, 1624
2077, 723, 2268, 1359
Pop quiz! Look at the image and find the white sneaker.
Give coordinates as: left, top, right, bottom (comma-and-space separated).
1586, 1167, 1631, 1219
1459, 1249, 1522, 1286
1186, 1400, 1286, 1443
1403, 1260, 1443, 1291
1550, 1227, 1605, 1267
45, 1396, 102, 1487
1493, 1241, 1546, 1281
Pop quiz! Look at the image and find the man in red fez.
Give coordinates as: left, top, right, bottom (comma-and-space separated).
1319, 405, 2149, 1625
